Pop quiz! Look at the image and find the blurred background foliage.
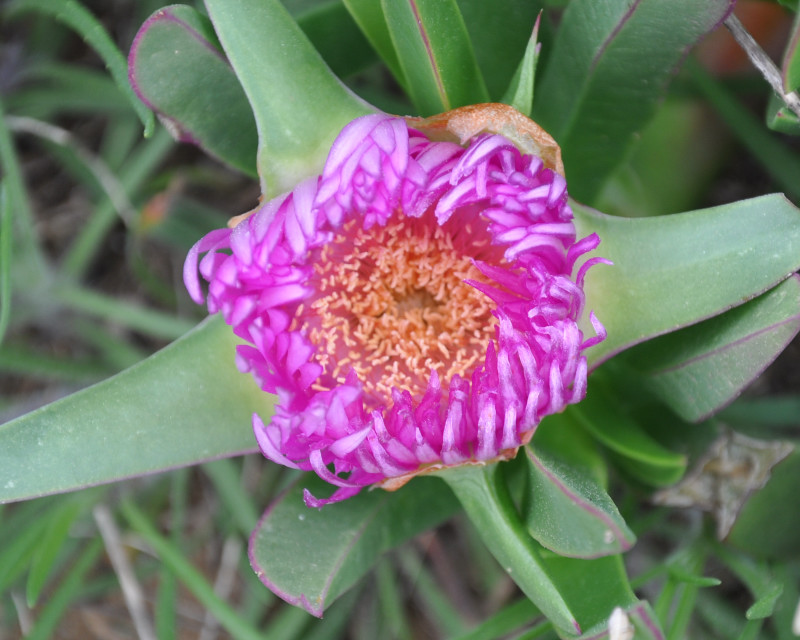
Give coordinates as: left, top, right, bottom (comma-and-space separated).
1, 0, 800, 638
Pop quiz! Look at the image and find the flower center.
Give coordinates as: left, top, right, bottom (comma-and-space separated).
302, 211, 499, 404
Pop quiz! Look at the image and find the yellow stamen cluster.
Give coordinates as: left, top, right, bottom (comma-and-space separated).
302, 214, 497, 402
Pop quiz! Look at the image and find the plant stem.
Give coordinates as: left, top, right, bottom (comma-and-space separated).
439, 464, 580, 637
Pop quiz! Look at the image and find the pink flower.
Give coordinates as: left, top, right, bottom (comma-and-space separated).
185, 104, 607, 506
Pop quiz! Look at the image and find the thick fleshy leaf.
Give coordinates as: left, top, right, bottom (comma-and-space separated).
574, 195, 800, 367
537, 554, 663, 640
457, 0, 544, 101
342, 0, 405, 86
721, 395, 800, 429
129, 5, 258, 176
381, 0, 489, 115
568, 380, 687, 487
534, 411, 608, 488
248, 474, 459, 617
618, 275, 800, 422
783, 10, 800, 92
444, 465, 657, 638
296, 1, 377, 79
766, 92, 800, 135
533, 0, 733, 203
442, 465, 580, 636
204, 0, 374, 196
0, 317, 269, 503
523, 446, 635, 559
501, 16, 541, 118
596, 99, 729, 217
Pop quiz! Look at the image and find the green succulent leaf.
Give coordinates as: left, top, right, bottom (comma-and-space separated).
0, 317, 270, 503
249, 474, 459, 617
342, 0, 406, 86
533, 0, 734, 203
129, 5, 258, 177
783, 9, 800, 93
618, 275, 800, 422
457, 0, 545, 101
540, 555, 661, 639
381, 0, 489, 115
442, 464, 580, 636
766, 92, 800, 135
534, 411, 608, 489
501, 15, 541, 117
445, 461, 662, 640
721, 395, 800, 429
569, 380, 687, 487
523, 445, 635, 559
204, 0, 374, 196
296, 1, 378, 79
574, 195, 800, 367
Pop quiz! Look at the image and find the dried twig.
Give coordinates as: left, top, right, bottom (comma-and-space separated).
198, 535, 243, 640
5, 115, 137, 226
11, 590, 33, 636
93, 504, 157, 640
724, 14, 800, 119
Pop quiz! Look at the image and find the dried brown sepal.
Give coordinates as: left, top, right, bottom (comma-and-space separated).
376, 448, 518, 492
228, 104, 563, 227
653, 431, 793, 539
228, 200, 263, 229
376, 426, 536, 492
405, 103, 564, 176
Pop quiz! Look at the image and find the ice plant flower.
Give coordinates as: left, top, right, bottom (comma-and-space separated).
185, 104, 607, 506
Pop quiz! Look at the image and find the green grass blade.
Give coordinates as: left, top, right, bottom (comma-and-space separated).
376, 558, 413, 640
687, 57, 800, 202
62, 126, 173, 279
203, 458, 260, 536
25, 498, 85, 606
7, 0, 155, 135
120, 499, 266, 640
0, 342, 111, 382
451, 598, 540, 640
397, 547, 466, 637
0, 513, 50, 594
23, 539, 103, 640
0, 184, 12, 346
54, 285, 194, 340
155, 469, 189, 640
381, 0, 489, 115
0, 99, 47, 282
